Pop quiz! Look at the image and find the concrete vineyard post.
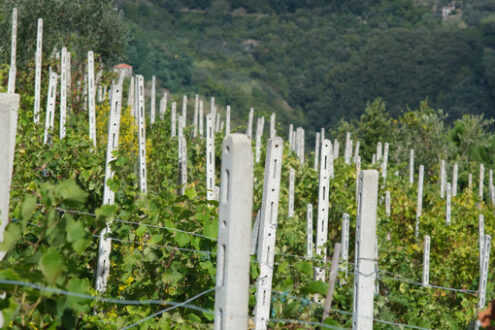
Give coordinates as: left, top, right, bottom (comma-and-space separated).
214, 134, 254, 330
288, 168, 295, 218
96, 79, 123, 292
479, 234, 491, 308
352, 170, 379, 330
299, 128, 305, 166
490, 169, 494, 204
385, 190, 391, 217
193, 94, 198, 137
322, 243, 342, 321
270, 113, 276, 139
422, 235, 430, 287
171, 102, 177, 137
440, 159, 446, 198
136, 75, 147, 193
182, 95, 187, 127
225, 105, 231, 136
0, 93, 20, 260
180, 135, 187, 195
216, 113, 221, 133
446, 183, 452, 225
353, 141, 360, 164
469, 173, 473, 190
88, 51, 96, 146
128, 76, 135, 113
247, 107, 254, 139
43, 71, 58, 144
480, 164, 485, 200
341, 213, 350, 277
159, 92, 167, 121
480, 215, 485, 271
33, 18, 43, 124
453, 163, 458, 197
210, 97, 216, 116
372, 154, 376, 165
289, 124, 294, 151
199, 101, 204, 137
255, 117, 264, 163
306, 204, 313, 258
314, 132, 320, 171
8, 8, 17, 94
254, 137, 283, 330
59, 48, 68, 139
415, 165, 424, 237
250, 212, 261, 255
315, 139, 332, 281
206, 114, 216, 201
409, 149, 414, 185
376, 142, 382, 161
355, 156, 361, 202
150, 76, 156, 124
382, 142, 389, 180
344, 132, 351, 164
333, 139, 339, 159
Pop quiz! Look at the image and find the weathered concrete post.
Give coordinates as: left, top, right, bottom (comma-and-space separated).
255, 117, 264, 163
440, 159, 446, 198
206, 114, 216, 201
480, 215, 485, 271
422, 235, 430, 287
452, 163, 458, 197
193, 94, 199, 137
214, 134, 254, 330
8, 8, 17, 94
136, 75, 147, 193
289, 124, 294, 151
415, 165, 424, 237
320, 128, 325, 144
352, 170, 379, 330
270, 113, 276, 139
150, 76, 156, 124
171, 102, 177, 137
43, 71, 58, 144
469, 173, 473, 190
299, 128, 305, 166
159, 92, 167, 120
382, 142, 389, 180
353, 141, 360, 164
215, 113, 221, 133
225, 105, 231, 136
96, 79, 123, 292
88, 51, 96, 146
314, 132, 320, 171
409, 149, 414, 185
446, 183, 452, 225
59, 47, 68, 139
315, 139, 332, 281
254, 137, 283, 330
288, 168, 295, 218
128, 76, 135, 112
341, 213, 350, 277
199, 101, 204, 137
180, 135, 188, 195
0, 93, 20, 260
385, 190, 391, 217
480, 164, 485, 200
33, 18, 43, 124
333, 139, 340, 159
344, 132, 351, 165
182, 95, 187, 127
306, 204, 313, 258
479, 234, 491, 308
247, 107, 254, 139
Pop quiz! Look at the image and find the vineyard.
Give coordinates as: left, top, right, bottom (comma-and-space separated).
1, 7, 495, 330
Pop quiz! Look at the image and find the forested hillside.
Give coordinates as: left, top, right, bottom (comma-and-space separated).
118, 0, 495, 132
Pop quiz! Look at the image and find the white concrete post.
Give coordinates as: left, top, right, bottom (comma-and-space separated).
96, 79, 123, 292
270, 113, 276, 139
385, 191, 391, 217
225, 105, 231, 136
88, 51, 96, 146
43, 71, 58, 144
66, 51, 71, 95
255, 117, 264, 163
376, 142, 382, 161
247, 107, 254, 139
206, 114, 216, 201
333, 139, 340, 159
162, 92, 168, 120
180, 135, 187, 195
150, 76, 156, 124
480, 164, 485, 200
422, 235, 430, 287
344, 132, 351, 165
480, 214, 485, 271
440, 159, 446, 198
193, 94, 199, 137
214, 134, 254, 330
178, 116, 184, 162
98, 85, 103, 103
136, 75, 147, 193
341, 213, 350, 276
372, 154, 376, 165
128, 76, 135, 112
355, 155, 361, 201
320, 128, 325, 144
171, 102, 177, 137
315, 139, 332, 281
199, 101, 204, 137
33, 19, 43, 124
446, 183, 452, 225
409, 149, 414, 185
490, 170, 494, 203
216, 113, 221, 133
210, 97, 216, 116
353, 141, 360, 163
7, 8, 17, 94
251, 212, 261, 256
182, 95, 187, 127
415, 165, 424, 237
299, 129, 305, 166
469, 173, 473, 190
479, 234, 491, 308
452, 163, 458, 197
289, 124, 294, 151
382, 142, 389, 180
288, 168, 295, 218
59, 48, 68, 139
254, 137, 283, 330
0, 93, 20, 261
352, 170, 378, 330
294, 128, 300, 157
306, 204, 313, 258
314, 133, 320, 171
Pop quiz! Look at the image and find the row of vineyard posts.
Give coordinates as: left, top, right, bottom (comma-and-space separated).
0, 7, 494, 329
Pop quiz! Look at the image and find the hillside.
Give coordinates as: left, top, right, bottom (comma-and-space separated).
118, 0, 495, 133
